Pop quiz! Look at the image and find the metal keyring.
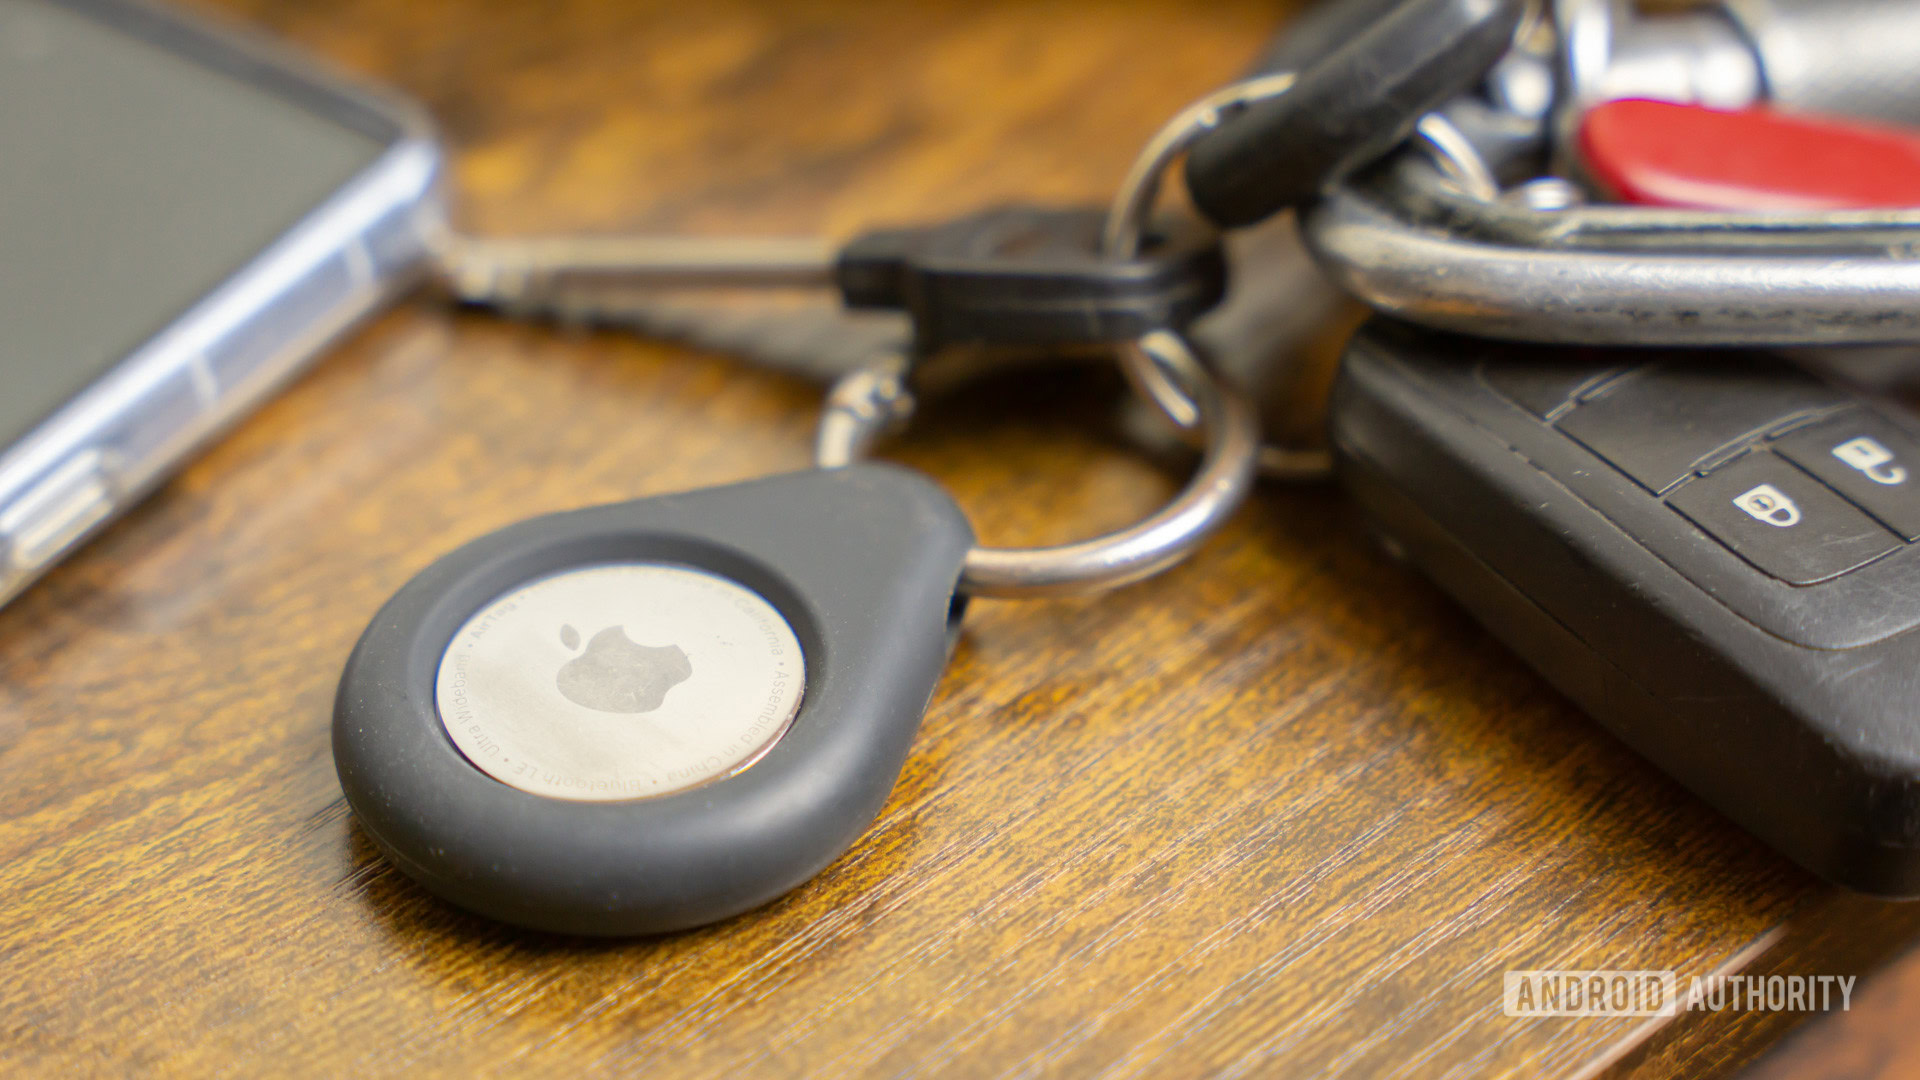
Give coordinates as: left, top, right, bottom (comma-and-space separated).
1102, 72, 1296, 431
1102, 73, 1334, 483
1411, 112, 1501, 204
815, 330, 1260, 599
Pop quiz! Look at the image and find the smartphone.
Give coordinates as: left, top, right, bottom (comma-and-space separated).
0, 0, 442, 608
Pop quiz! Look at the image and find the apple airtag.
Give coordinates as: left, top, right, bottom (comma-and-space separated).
434, 563, 804, 801
332, 466, 976, 935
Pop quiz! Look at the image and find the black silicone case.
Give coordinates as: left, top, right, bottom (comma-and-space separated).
332, 464, 973, 935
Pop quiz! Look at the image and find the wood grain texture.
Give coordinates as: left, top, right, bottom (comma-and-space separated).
4, 1, 1918, 1076
1739, 931, 1920, 1080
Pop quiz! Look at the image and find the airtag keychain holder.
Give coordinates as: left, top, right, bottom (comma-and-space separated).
333, 333, 1256, 936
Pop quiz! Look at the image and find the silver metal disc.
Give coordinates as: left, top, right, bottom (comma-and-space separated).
434, 563, 805, 802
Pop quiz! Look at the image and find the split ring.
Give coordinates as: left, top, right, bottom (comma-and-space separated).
1103, 72, 1297, 431
815, 331, 1261, 599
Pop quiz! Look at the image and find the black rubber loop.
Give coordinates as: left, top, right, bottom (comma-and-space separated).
1183, 0, 1526, 229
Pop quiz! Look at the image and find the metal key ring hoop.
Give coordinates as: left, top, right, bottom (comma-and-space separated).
1103, 72, 1297, 431
815, 330, 1260, 599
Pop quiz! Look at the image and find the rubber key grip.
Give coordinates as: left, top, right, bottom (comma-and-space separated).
1183, 0, 1525, 229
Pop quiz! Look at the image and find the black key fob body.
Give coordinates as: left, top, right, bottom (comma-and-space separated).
1331, 319, 1920, 895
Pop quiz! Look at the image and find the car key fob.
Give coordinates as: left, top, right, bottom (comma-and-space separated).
1330, 318, 1920, 895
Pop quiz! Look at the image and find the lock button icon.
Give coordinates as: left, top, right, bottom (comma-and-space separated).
1671, 452, 1904, 585
1831, 436, 1909, 487
1733, 484, 1802, 528
1776, 418, 1920, 543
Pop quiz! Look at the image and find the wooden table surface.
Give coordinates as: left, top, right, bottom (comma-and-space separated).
8, 1, 1920, 1077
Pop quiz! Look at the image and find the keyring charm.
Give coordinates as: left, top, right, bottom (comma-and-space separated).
332, 334, 1258, 935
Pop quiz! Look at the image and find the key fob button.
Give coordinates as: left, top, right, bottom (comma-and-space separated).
1556, 359, 1845, 494
1774, 412, 1920, 541
1668, 452, 1901, 585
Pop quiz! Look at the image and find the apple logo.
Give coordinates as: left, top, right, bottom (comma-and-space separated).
555, 623, 692, 713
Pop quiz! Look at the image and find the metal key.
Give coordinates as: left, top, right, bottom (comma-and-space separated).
439, 234, 841, 305
1561, 0, 1920, 128
438, 233, 910, 380
437, 205, 1227, 361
